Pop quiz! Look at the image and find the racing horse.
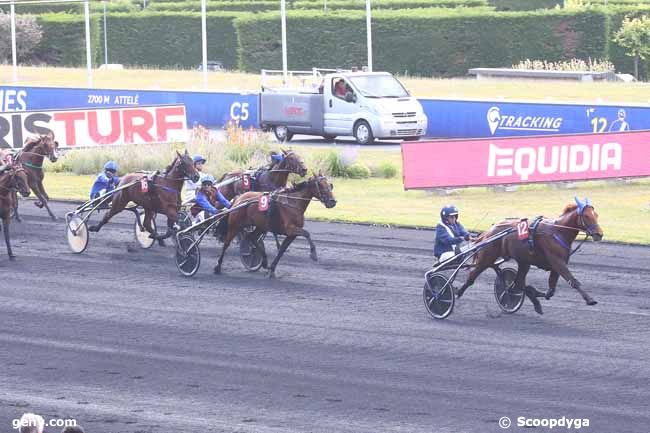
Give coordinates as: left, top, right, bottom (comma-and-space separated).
0, 163, 32, 259
455, 197, 603, 315
218, 149, 308, 200
89, 151, 200, 240
214, 174, 336, 278
13, 132, 59, 221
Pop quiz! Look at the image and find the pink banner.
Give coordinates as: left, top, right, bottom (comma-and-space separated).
401, 131, 650, 189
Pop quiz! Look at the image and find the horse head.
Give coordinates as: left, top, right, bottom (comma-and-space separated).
174, 150, 200, 182
310, 171, 336, 209
574, 197, 603, 241
25, 132, 59, 162
280, 149, 308, 177
6, 164, 31, 197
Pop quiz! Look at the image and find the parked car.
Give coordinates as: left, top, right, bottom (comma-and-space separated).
197, 61, 224, 72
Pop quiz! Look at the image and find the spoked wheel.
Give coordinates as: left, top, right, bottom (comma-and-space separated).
239, 232, 264, 272
134, 211, 157, 249
175, 234, 201, 277
176, 210, 193, 231
494, 267, 525, 314
423, 272, 455, 320
66, 214, 89, 254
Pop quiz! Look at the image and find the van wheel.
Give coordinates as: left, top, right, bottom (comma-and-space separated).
354, 120, 374, 145
273, 125, 293, 142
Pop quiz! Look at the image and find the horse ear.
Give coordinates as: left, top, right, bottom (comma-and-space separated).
585, 197, 592, 207
46, 130, 55, 140
574, 196, 585, 214
318, 169, 322, 177
281, 148, 288, 155
176, 150, 181, 157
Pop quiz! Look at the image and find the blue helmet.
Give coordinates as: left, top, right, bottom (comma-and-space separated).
440, 204, 459, 221
104, 161, 118, 172
193, 155, 207, 164
201, 174, 215, 185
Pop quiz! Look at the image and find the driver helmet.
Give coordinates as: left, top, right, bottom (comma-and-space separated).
440, 204, 459, 222
201, 174, 215, 186
193, 155, 207, 165
103, 161, 118, 173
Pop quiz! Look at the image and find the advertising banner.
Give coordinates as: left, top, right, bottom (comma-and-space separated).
402, 131, 650, 189
419, 99, 650, 139
0, 105, 187, 148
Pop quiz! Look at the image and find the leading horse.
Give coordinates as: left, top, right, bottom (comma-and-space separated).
456, 197, 603, 314
14, 132, 59, 221
214, 174, 336, 278
89, 151, 200, 240
0, 163, 32, 259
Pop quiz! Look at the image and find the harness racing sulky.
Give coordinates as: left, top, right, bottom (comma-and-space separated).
424, 197, 604, 319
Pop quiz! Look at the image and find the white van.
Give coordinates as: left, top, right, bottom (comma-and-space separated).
259, 68, 428, 145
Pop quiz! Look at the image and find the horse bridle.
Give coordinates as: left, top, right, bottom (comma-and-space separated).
18, 138, 58, 167
0, 166, 28, 193
578, 206, 600, 239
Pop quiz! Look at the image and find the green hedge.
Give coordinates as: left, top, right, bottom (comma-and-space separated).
1, 1, 138, 14
97, 12, 240, 69
33, 13, 101, 66
236, 8, 609, 77
148, 0, 488, 13
488, 0, 561, 10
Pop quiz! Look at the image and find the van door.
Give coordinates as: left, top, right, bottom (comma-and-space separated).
323, 76, 358, 135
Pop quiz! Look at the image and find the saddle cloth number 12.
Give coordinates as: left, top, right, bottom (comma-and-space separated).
258, 195, 269, 211
517, 219, 529, 240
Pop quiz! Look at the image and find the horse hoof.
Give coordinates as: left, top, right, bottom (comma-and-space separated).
310, 251, 318, 262
533, 303, 544, 315
50, 216, 57, 222
8, 255, 16, 261
545, 291, 555, 300
268, 271, 276, 279
34, 201, 44, 208
158, 239, 166, 247
586, 299, 598, 306
213, 266, 221, 275
88, 225, 100, 232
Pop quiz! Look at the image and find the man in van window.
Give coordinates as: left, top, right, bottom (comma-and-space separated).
334, 79, 348, 98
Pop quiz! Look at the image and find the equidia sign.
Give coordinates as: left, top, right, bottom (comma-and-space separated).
401, 131, 650, 189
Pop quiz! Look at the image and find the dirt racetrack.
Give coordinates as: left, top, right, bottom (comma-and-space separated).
1, 201, 649, 433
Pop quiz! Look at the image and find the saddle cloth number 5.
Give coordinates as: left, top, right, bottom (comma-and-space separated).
517, 219, 529, 240
242, 175, 251, 191
258, 194, 269, 211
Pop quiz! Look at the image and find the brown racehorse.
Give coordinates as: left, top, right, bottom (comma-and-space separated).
89, 151, 200, 240
214, 174, 336, 278
218, 149, 308, 200
456, 197, 604, 315
0, 163, 32, 259
14, 132, 59, 221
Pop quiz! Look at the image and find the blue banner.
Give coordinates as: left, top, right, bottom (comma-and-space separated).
0, 85, 257, 129
3, 85, 650, 139
420, 98, 650, 139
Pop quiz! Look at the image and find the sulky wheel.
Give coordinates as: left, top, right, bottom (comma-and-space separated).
239, 232, 264, 271
134, 211, 157, 249
176, 210, 193, 231
175, 234, 201, 277
66, 214, 89, 254
494, 267, 525, 314
423, 272, 455, 320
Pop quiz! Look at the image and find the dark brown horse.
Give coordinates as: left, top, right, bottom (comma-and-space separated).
0, 163, 32, 259
218, 149, 308, 200
456, 197, 604, 314
14, 132, 59, 221
89, 151, 200, 240
214, 174, 336, 278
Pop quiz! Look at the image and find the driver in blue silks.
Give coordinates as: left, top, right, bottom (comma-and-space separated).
191, 175, 231, 221
434, 204, 470, 262
90, 161, 120, 200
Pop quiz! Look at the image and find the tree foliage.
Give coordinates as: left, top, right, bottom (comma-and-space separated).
0, 11, 43, 62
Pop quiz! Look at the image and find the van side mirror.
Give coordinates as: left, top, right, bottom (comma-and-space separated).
345, 92, 356, 103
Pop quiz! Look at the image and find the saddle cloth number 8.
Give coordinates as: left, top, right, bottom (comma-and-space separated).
258, 195, 269, 211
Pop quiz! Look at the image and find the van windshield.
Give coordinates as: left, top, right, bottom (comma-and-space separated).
348, 75, 409, 98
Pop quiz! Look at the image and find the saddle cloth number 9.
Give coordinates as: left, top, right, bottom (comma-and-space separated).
517, 219, 529, 240
258, 194, 269, 211
242, 175, 251, 191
